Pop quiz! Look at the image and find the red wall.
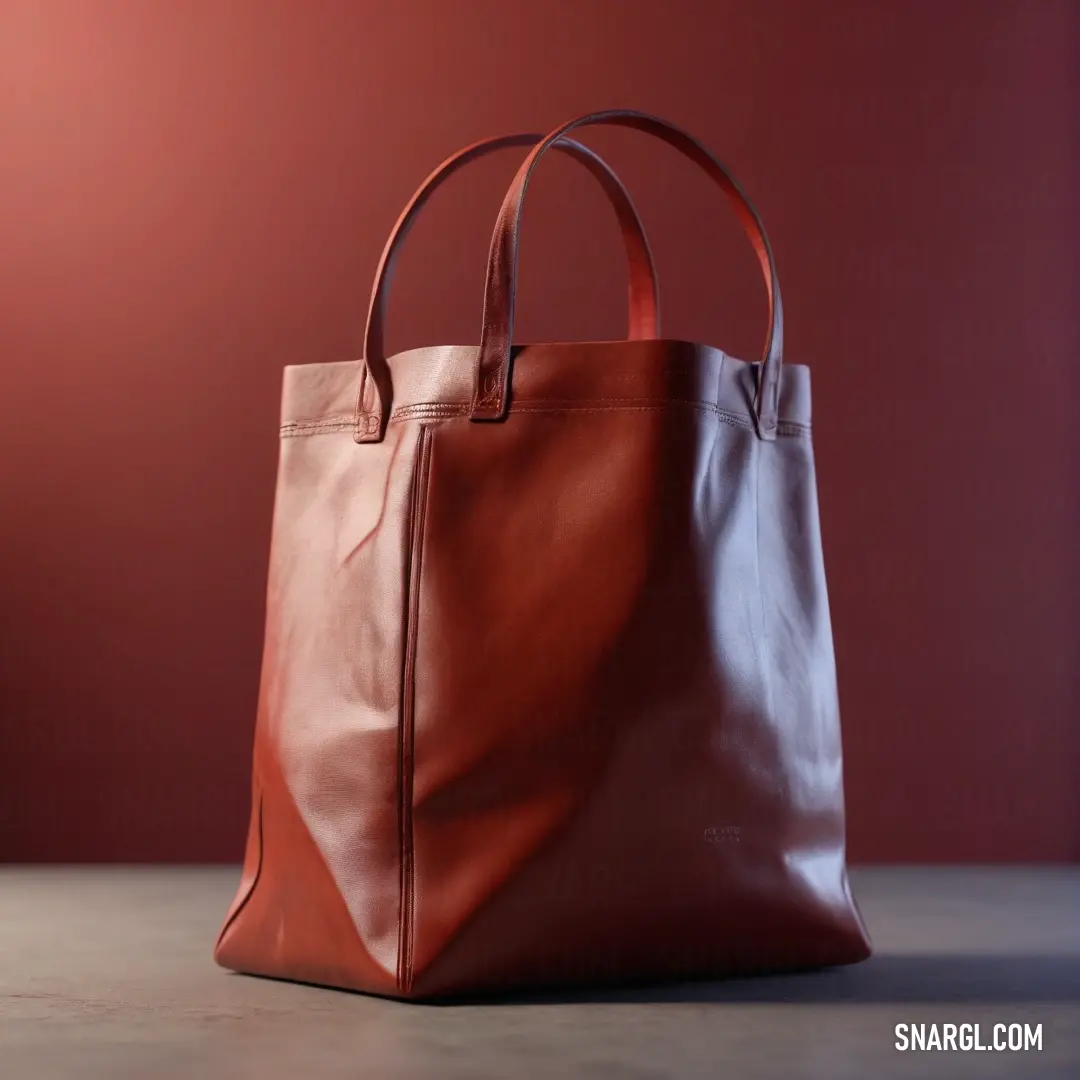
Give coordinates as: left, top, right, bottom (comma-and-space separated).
0, 1, 1076, 863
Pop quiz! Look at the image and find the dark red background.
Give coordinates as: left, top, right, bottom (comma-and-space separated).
0, 1, 1076, 863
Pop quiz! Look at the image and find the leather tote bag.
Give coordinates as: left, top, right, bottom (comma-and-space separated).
215, 111, 871, 1000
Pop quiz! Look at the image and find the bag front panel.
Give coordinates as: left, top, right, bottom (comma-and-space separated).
401, 343, 868, 996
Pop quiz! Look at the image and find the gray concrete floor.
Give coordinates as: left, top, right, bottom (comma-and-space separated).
1, 867, 1077, 1079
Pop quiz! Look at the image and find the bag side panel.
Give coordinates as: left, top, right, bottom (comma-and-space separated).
216, 416, 423, 995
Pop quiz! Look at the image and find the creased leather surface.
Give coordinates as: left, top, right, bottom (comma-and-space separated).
216, 343, 870, 997
214, 417, 420, 986
215, 115, 870, 998
408, 350, 868, 995
213, 722, 398, 995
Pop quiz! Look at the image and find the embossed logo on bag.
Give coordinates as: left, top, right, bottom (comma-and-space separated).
704, 825, 741, 844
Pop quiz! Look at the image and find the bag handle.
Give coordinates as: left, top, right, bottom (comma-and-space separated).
470, 110, 784, 441
354, 133, 661, 442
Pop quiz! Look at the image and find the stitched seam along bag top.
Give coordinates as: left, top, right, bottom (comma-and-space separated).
214, 110, 871, 1000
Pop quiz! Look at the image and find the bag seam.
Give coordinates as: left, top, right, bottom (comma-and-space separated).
752, 435, 776, 726
281, 401, 811, 438
397, 425, 432, 994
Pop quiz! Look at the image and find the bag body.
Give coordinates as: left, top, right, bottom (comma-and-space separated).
214, 112, 871, 999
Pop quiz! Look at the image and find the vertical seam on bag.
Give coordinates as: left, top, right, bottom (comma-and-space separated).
753, 433, 775, 721
397, 425, 432, 995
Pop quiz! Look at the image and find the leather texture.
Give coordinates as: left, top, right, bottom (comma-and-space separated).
215, 112, 871, 999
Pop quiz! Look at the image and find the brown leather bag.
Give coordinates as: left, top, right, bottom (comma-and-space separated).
215, 111, 871, 999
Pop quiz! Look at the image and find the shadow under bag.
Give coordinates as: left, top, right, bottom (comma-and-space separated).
214, 110, 871, 999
